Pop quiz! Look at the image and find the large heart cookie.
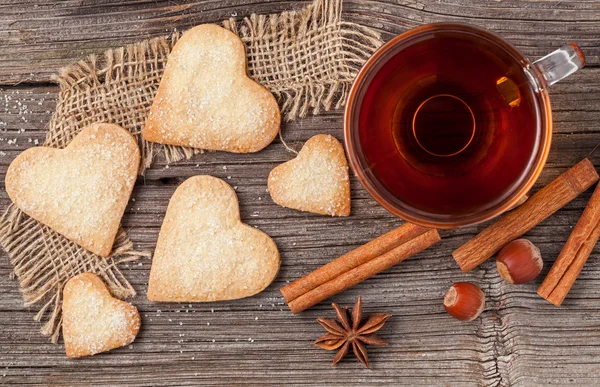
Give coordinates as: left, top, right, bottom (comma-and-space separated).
268, 134, 351, 216
147, 175, 280, 302
5, 123, 139, 257
62, 273, 141, 358
143, 24, 280, 153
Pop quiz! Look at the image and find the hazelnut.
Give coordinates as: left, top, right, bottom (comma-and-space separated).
496, 239, 543, 284
443, 282, 485, 321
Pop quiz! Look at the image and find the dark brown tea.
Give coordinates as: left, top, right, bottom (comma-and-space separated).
356, 28, 545, 219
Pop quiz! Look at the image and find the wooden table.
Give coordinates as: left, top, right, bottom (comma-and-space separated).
0, 1, 599, 385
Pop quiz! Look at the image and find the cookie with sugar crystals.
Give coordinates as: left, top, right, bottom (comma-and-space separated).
147, 175, 280, 302
143, 24, 280, 153
268, 134, 351, 216
62, 273, 141, 358
5, 123, 139, 257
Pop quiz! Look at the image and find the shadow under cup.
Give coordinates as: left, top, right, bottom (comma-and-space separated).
345, 24, 552, 228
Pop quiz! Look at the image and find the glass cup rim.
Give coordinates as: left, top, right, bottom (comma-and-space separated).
343, 22, 553, 229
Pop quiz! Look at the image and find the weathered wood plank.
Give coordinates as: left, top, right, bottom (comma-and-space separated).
0, 0, 598, 84
0, 0, 599, 386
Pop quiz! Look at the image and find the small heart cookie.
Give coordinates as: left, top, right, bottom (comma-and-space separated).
62, 273, 141, 358
143, 24, 280, 153
147, 175, 280, 302
268, 134, 351, 216
5, 123, 139, 257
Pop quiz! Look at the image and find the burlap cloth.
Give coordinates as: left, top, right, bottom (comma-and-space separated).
0, 0, 383, 342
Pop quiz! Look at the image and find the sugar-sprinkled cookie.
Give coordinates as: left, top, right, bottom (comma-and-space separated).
268, 134, 351, 216
147, 175, 280, 302
143, 24, 280, 153
62, 273, 141, 358
5, 123, 139, 257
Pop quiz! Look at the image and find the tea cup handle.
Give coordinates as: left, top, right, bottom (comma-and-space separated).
533, 43, 585, 87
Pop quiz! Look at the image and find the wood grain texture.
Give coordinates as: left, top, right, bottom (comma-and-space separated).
0, 1, 599, 386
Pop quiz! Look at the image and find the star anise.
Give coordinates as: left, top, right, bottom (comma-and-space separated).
314, 296, 391, 368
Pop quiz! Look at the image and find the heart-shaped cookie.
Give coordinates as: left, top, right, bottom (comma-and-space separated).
5, 123, 139, 257
62, 273, 141, 358
268, 134, 351, 216
147, 175, 280, 302
143, 24, 280, 153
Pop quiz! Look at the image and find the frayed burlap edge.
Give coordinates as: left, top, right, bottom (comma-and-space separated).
0, 205, 149, 343
223, 0, 383, 122
49, 0, 383, 169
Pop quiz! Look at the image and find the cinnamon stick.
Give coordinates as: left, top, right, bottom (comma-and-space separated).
285, 229, 441, 314
453, 158, 599, 272
538, 183, 600, 306
281, 223, 430, 303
